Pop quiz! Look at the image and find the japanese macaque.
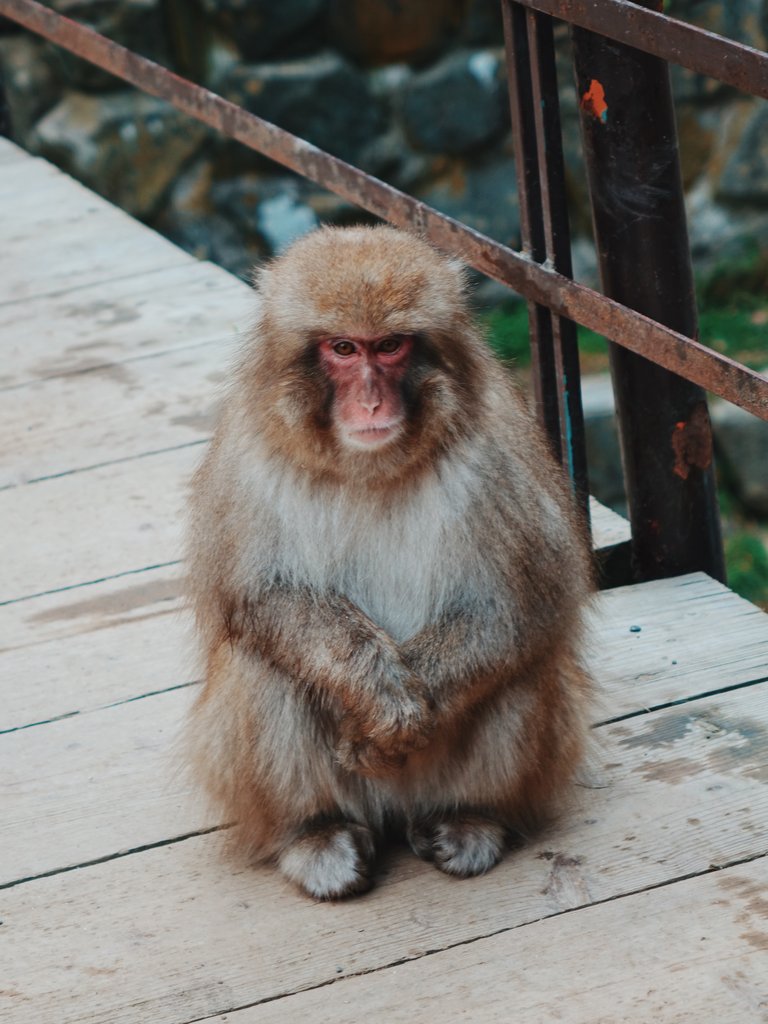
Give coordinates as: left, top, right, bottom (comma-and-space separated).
184, 225, 594, 900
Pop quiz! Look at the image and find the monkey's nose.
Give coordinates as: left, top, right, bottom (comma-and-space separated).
359, 397, 382, 414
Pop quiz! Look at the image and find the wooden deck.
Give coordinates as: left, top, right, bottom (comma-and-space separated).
2, 137, 767, 1023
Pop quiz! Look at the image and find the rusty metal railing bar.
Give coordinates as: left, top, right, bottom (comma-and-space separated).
516, 0, 768, 100
503, 2, 590, 505
1, 0, 766, 420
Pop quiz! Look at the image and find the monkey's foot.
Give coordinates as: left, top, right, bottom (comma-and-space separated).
279, 820, 376, 900
407, 814, 506, 878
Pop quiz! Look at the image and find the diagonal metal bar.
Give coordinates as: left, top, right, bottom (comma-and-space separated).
514, 0, 768, 100
0, 0, 766, 420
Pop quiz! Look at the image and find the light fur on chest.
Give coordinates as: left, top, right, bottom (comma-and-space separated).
242, 450, 479, 642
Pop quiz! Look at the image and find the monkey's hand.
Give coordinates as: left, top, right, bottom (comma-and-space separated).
335, 677, 434, 778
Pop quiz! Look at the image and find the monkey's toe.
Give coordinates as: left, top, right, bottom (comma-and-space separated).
278, 821, 376, 900
409, 815, 506, 878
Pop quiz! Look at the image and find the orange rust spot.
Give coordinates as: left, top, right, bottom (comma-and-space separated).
581, 79, 608, 123
671, 403, 713, 480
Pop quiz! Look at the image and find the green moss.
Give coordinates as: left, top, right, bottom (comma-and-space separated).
483, 245, 768, 374
482, 304, 531, 365
725, 531, 768, 608
482, 304, 611, 373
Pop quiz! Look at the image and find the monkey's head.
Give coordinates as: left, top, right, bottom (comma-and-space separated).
243, 225, 491, 486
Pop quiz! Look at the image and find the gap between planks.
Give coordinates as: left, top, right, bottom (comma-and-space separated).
3, 643, 768, 884
2, 682, 767, 1023
3, 569, 767, 731
205, 855, 768, 1024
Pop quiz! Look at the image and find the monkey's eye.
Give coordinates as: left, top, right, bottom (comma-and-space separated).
378, 336, 403, 354
331, 340, 356, 357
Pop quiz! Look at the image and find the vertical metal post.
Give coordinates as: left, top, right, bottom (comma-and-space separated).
502, 1, 589, 520
571, 5, 725, 583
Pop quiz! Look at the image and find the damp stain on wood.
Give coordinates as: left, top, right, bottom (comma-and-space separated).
28, 576, 183, 623
616, 707, 768, 785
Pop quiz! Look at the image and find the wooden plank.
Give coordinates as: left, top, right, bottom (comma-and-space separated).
0, 157, 194, 304
0, 340, 235, 488
0, 444, 199, 604
590, 573, 768, 719
0, 151, 60, 195
0, 138, 30, 164
0, 260, 250, 390
1, 686, 212, 885
0, 566, 187, 732
1, 561, 766, 732
1, 684, 767, 1021
237, 858, 768, 1024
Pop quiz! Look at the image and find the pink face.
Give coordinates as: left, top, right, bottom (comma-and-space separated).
317, 335, 414, 449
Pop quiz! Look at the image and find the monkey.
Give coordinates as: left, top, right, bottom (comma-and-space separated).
184, 224, 594, 900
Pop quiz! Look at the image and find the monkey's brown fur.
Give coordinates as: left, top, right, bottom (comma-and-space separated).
185, 225, 594, 899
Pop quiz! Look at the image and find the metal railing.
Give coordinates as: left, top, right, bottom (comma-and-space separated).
1, 0, 767, 584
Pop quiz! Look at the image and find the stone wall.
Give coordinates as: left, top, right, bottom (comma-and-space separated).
1, 0, 767, 292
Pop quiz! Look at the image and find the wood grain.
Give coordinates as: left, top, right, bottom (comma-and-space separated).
239, 857, 768, 1024
0, 155, 191, 304
0, 339, 233, 488
0, 567, 188, 732
0, 260, 250, 390
2, 680, 766, 911
589, 573, 768, 718
0, 445, 199, 603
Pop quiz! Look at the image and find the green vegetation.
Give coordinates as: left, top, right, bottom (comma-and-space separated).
724, 531, 768, 609
483, 293, 767, 374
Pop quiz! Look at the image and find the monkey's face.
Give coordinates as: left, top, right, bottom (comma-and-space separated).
316, 333, 415, 450
249, 226, 487, 483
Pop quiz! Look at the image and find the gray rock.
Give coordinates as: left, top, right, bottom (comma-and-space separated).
212, 175, 320, 253
580, 374, 626, 513
0, 34, 60, 141
199, 0, 326, 61
41, 0, 168, 92
402, 49, 509, 155
580, 369, 768, 519
461, 0, 504, 46
258, 194, 319, 253
157, 209, 265, 281
413, 151, 520, 247
216, 53, 387, 164
713, 396, 768, 516
210, 172, 368, 245
155, 161, 268, 277
687, 179, 768, 275
669, 0, 765, 103
327, 0, 462, 68
718, 104, 768, 206
30, 91, 207, 219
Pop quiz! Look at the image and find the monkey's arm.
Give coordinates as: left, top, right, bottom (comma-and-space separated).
400, 587, 580, 722
219, 582, 433, 774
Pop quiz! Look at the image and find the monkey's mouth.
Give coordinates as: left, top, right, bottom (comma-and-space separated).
344, 421, 403, 448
